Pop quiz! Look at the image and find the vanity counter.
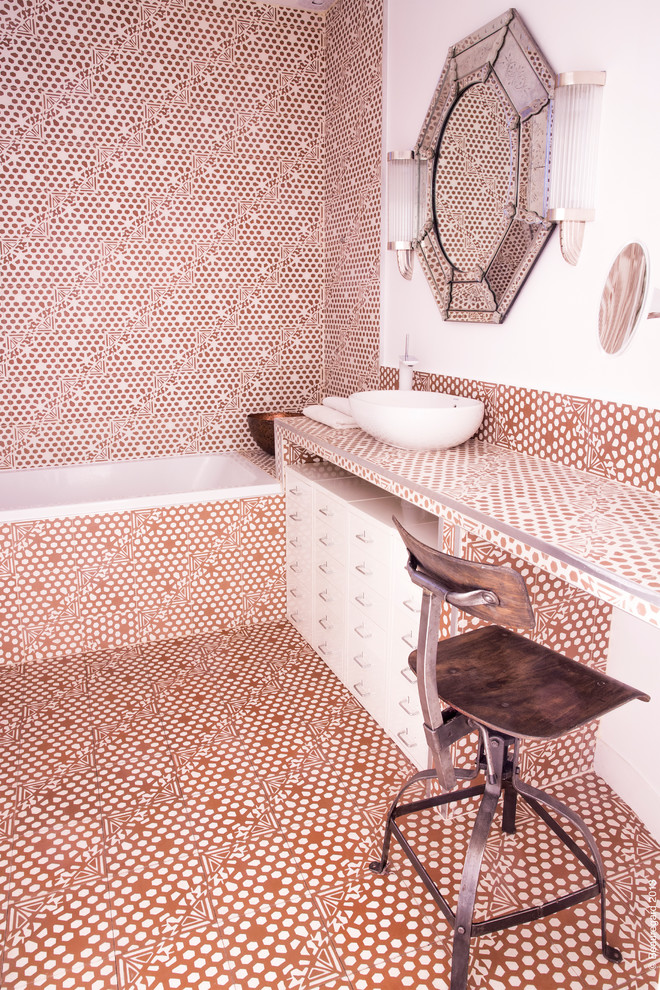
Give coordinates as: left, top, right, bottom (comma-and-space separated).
276, 416, 660, 627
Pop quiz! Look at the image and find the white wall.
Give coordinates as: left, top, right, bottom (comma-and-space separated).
595, 609, 660, 843
381, 0, 660, 835
381, 0, 660, 408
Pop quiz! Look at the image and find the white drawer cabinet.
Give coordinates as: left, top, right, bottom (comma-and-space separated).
285, 462, 441, 770
285, 472, 315, 642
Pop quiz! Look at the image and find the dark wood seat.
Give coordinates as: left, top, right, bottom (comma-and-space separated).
409, 624, 648, 740
369, 517, 650, 990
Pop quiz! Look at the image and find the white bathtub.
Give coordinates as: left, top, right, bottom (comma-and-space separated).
0, 452, 281, 523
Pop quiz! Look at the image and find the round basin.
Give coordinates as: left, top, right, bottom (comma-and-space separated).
349, 390, 484, 451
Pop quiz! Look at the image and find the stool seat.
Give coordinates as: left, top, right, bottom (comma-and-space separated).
409, 625, 650, 740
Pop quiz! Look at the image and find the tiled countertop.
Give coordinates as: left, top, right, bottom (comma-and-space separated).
276, 416, 660, 627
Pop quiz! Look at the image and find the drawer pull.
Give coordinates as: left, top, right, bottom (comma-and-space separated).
353, 681, 370, 698
319, 535, 335, 547
290, 588, 302, 599
353, 653, 371, 669
354, 624, 372, 640
289, 611, 300, 622
318, 562, 333, 575
288, 512, 302, 522
355, 531, 374, 544
289, 562, 301, 574
319, 616, 333, 630
402, 633, 416, 648
397, 729, 418, 749
403, 598, 421, 613
318, 506, 334, 517
355, 563, 372, 577
401, 666, 417, 684
354, 592, 371, 608
318, 589, 332, 603
288, 486, 302, 496
398, 697, 419, 717
288, 537, 301, 549
318, 643, 335, 658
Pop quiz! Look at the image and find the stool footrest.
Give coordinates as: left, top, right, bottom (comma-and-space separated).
373, 765, 621, 960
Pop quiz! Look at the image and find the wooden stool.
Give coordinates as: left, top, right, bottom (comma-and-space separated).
369, 518, 650, 990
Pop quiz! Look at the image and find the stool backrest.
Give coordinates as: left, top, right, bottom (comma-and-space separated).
393, 517, 535, 630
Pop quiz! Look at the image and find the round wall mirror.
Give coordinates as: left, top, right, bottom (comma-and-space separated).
598, 242, 650, 355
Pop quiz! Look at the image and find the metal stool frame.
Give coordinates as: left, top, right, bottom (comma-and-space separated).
369, 518, 649, 990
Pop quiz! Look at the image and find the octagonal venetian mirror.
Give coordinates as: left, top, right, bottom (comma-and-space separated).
415, 9, 556, 323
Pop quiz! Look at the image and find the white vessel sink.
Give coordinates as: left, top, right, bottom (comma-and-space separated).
349, 390, 484, 451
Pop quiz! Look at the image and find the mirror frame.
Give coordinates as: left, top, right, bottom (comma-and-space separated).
414, 9, 556, 324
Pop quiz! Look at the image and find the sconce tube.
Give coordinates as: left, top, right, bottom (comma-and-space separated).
387, 151, 418, 280
548, 71, 606, 265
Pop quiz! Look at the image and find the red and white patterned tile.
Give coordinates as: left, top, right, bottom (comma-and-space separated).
1, 1, 326, 473
2, 491, 287, 663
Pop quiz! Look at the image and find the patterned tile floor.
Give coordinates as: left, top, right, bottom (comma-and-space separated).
0, 620, 658, 990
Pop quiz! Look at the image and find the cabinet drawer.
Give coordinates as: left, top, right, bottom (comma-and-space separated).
348, 545, 391, 600
286, 473, 313, 499
346, 654, 388, 723
314, 527, 345, 561
314, 494, 347, 536
286, 478, 313, 515
346, 610, 388, 724
390, 615, 419, 657
287, 557, 311, 582
287, 580, 311, 607
388, 716, 428, 769
348, 515, 393, 565
387, 660, 427, 769
287, 594, 313, 644
287, 530, 312, 554
316, 554, 345, 586
314, 607, 346, 679
347, 604, 388, 658
314, 581, 344, 611
348, 577, 389, 627
313, 602, 344, 643
392, 586, 423, 622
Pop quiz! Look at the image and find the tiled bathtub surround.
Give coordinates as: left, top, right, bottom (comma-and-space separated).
0, 620, 658, 990
380, 368, 660, 495
0, 489, 285, 665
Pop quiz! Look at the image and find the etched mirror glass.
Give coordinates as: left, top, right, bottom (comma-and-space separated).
598, 242, 649, 355
415, 9, 556, 324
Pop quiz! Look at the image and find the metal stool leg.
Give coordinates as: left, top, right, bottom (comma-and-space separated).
450, 735, 506, 990
501, 776, 518, 834
514, 774, 623, 962
369, 769, 437, 875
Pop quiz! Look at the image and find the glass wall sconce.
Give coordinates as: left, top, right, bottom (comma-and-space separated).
547, 71, 606, 266
387, 151, 420, 280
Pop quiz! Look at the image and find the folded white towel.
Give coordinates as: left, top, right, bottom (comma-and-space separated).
322, 395, 352, 416
302, 404, 359, 429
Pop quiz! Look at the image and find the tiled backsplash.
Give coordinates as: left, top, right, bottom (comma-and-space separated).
380, 367, 660, 495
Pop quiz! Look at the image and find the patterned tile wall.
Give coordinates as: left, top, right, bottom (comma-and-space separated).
1, 0, 326, 471
322, 0, 383, 398
0, 492, 286, 665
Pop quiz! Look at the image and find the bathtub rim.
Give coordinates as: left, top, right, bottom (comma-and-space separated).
0, 451, 282, 524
